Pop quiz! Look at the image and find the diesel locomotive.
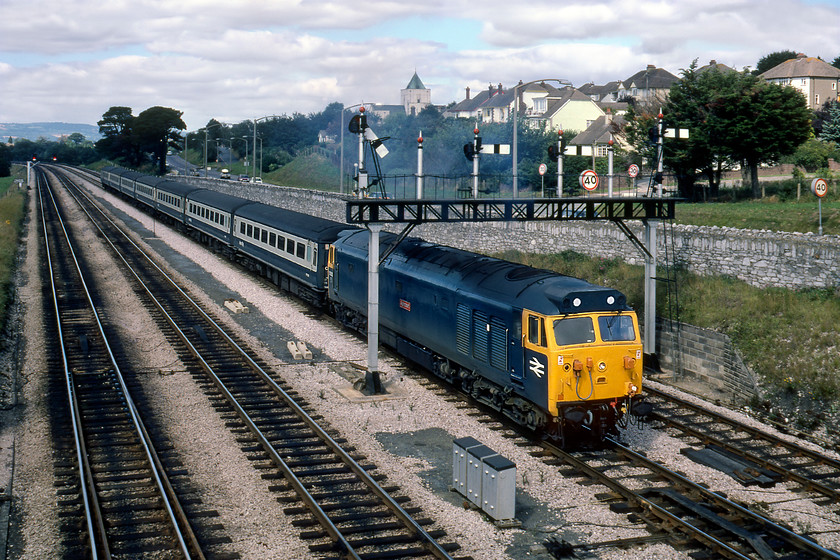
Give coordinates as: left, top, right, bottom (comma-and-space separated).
98, 166, 645, 445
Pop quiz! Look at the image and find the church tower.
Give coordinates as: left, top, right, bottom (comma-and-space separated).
401, 72, 431, 116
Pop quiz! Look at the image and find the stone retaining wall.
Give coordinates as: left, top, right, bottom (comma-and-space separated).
656, 318, 760, 399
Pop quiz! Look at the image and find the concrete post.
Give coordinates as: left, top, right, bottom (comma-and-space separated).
366, 224, 383, 393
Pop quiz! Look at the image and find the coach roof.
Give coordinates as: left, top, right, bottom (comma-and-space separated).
235, 202, 354, 242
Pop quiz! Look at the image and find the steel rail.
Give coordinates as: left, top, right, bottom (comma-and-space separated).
40, 169, 195, 559
37, 173, 107, 559
648, 407, 840, 502
62, 169, 456, 560
601, 436, 840, 559
645, 384, 840, 475
543, 439, 754, 560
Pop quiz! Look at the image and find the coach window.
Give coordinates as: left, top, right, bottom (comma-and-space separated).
240, 222, 246, 234
246, 224, 253, 237
269, 232, 276, 246
286, 239, 295, 255
261, 230, 268, 243
296, 243, 305, 259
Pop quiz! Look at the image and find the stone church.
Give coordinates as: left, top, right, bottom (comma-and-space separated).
401, 72, 432, 115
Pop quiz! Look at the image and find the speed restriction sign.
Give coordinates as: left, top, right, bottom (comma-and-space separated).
579, 169, 599, 191
628, 164, 639, 178
811, 178, 828, 198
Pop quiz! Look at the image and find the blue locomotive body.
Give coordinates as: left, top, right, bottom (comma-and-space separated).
328, 229, 637, 434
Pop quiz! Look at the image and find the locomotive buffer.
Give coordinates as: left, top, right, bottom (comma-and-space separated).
346, 196, 676, 393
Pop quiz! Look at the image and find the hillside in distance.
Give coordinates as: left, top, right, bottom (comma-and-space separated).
1, 122, 100, 142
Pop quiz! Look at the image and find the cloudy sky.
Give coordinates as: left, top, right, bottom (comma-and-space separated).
2, 0, 839, 132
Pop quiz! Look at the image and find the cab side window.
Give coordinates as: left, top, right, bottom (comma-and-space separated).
527, 315, 547, 347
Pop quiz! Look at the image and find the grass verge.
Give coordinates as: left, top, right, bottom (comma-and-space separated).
0, 175, 27, 334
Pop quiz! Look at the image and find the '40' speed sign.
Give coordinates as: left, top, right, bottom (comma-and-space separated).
579, 169, 599, 191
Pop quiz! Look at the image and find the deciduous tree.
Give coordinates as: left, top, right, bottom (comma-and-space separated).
96, 106, 138, 165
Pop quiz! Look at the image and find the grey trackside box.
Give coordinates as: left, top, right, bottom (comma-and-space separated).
481, 453, 516, 521
452, 437, 482, 496
465, 444, 498, 507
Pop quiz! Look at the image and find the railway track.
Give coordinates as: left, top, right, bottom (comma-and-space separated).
644, 383, 840, 503
49, 165, 465, 559
53, 164, 840, 558
540, 437, 840, 560
37, 168, 205, 558
403, 358, 840, 559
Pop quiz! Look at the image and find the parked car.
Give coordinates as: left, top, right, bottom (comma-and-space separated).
238, 174, 250, 182
252, 177, 263, 183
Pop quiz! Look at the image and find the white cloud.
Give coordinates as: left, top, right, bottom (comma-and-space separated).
1, 0, 838, 129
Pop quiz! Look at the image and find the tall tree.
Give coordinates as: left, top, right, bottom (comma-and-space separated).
0, 144, 11, 177
715, 74, 812, 197
133, 106, 186, 175
754, 50, 798, 74
832, 55, 840, 70
96, 106, 137, 165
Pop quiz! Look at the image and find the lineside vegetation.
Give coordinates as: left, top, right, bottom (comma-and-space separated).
0, 172, 26, 334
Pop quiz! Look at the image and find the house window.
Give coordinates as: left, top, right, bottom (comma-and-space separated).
596, 145, 608, 157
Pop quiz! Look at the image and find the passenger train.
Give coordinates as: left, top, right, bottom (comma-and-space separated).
99, 166, 647, 446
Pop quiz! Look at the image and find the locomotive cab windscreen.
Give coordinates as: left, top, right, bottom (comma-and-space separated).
522, 308, 643, 414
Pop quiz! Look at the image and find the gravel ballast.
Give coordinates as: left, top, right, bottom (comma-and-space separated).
3, 172, 839, 559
